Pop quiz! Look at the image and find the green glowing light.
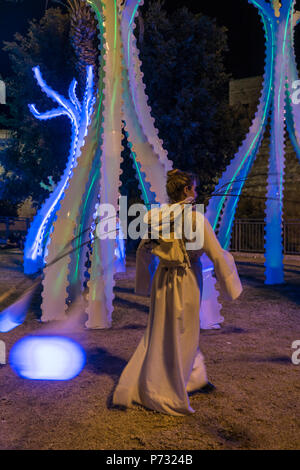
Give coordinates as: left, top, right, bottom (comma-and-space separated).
261, 14, 269, 43
278, 8, 291, 121
72, 0, 105, 283
127, 2, 141, 68
131, 151, 150, 209
73, 171, 98, 282
114, 0, 118, 51
53, 268, 67, 296
276, 8, 291, 202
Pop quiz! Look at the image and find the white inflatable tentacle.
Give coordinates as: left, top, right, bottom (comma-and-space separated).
86, 0, 124, 329
264, 5, 291, 284
67, 2, 106, 308
285, 4, 300, 162
202, 3, 274, 322
206, 8, 274, 249
122, 67, 168, 203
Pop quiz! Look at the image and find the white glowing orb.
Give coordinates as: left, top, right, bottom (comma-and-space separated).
9, 336, 86, 380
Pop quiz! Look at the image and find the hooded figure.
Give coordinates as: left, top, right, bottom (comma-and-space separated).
113, 171, 242, 416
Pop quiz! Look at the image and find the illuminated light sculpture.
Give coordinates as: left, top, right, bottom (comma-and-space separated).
24, 0, 222, 329
206, 0, 300, 285
0, 317, 21, 333
29, 0, 172, 329
24, 65, 95, 275
9, 336, 86, 380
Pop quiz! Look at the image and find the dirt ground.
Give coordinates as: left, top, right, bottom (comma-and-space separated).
0, 249, 299, 450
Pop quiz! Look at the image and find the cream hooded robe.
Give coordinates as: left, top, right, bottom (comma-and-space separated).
113, 203, 243, 416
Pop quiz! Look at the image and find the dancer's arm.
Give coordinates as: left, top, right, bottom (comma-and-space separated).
135, 239, 158, 296
202, 216, 243, 301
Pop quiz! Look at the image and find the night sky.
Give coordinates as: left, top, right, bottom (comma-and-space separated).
1, 0, 300, 80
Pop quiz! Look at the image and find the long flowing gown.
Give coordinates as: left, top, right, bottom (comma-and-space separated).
112, 210, 243, 416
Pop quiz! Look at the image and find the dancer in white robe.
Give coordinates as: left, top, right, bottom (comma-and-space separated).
113, 170, 242, 416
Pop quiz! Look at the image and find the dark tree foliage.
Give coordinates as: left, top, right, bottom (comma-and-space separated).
137, 0, 247, 202
0, 0, 248, 214
67, 0, 100, 91
0, 8, 76, 207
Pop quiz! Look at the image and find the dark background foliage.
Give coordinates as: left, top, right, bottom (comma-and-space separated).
136, 1, 247, 201
0, 7, 76, 211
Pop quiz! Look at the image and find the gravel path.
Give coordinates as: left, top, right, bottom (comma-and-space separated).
0, 249, 299, 450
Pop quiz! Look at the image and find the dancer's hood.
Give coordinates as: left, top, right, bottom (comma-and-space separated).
143, 197, 195, 241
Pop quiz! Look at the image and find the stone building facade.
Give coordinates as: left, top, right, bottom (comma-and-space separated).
229, 76, 300, 219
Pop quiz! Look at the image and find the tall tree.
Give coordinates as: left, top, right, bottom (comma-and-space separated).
137, 1, 247, 201
0, 7, 77, 209
67, 0, 100, 90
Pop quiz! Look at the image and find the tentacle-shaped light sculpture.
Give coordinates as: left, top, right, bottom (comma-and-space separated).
26, 0, 228, 328
31, 0, 169, 327
207, 0, 300, 285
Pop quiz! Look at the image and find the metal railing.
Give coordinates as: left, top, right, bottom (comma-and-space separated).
0, 216, 299, 255
0, 130, 12, 140
230, 219, 300, 255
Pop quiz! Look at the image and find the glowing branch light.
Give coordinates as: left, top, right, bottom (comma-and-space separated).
9, 336, 86, 380
24, 65, 95, 275
206, 0, 300, 285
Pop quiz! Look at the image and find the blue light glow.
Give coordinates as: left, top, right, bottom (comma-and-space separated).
0, 284, 36, 332
114, 221, 126, 272
0, 316, 22, 333
9, 336, 86, 381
